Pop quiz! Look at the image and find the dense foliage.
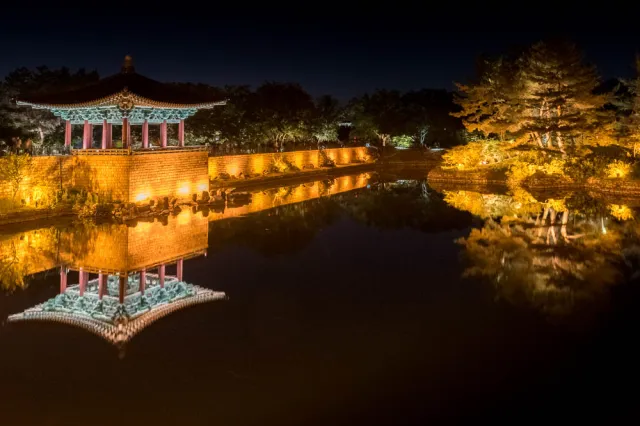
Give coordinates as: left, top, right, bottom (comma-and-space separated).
448, 39, 640, 183
0, 68, 464, 153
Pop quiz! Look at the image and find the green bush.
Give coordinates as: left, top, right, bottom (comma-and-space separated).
390, 135, 413, 149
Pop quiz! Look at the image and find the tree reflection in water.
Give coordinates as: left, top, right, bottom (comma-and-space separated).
446, 188, 640, 316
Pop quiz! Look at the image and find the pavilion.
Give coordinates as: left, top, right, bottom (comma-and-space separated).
17, 56, 226, 150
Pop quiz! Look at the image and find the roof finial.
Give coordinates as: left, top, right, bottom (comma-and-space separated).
121, 55, 135, 74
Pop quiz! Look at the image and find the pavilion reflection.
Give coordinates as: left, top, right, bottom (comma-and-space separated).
442, 188, 640, 316
2, 172, 374, 344
6, 209, 226, 346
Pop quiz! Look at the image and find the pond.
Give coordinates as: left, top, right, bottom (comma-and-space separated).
0, 170, 639, 424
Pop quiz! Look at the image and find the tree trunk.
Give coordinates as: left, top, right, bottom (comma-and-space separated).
532, 132, 543, 148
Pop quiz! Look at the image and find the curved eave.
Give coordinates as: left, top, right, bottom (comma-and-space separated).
17, 90, 227, 110
8, 288, 226, 346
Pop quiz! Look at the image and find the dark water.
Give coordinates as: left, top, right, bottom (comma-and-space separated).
1, 171, 640, 425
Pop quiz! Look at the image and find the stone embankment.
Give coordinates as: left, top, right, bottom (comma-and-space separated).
427, 166, 640, 197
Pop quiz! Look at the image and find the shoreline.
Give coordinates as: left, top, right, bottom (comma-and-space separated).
427, 166, 640, 197
0, 163, 377, 228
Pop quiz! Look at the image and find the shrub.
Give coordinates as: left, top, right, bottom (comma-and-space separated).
319, 150, 336, 168
609, 204, 634, 221
605, 160, 633, 178
390, 135, 413, 149
442, 139, 514, 170
273, 156, 300, 173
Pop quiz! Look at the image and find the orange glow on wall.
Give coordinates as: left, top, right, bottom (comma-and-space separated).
207, 148, 369, 181
135, 192, 150, 202
178, 184, 191, 195
252, 155, 265, 175
226, 160, 241, 178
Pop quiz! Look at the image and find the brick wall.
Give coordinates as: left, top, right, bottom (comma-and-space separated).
129, 151, 209, 203
208, 147, 369, 180
0, 155, 129, 204
0, 151, 209, 208
1, 148, 367, 212
70, 154, 130, 201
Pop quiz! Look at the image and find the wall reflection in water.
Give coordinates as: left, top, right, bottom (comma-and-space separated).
0, 172, 373, 346
442, 188, 640, 316
5, 209, 223, 346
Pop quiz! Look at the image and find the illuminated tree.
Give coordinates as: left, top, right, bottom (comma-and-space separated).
612, 57, 640, 156
453, 40, 613, 154
390, 135, 413, 148
452, 57, 524, 141
519, 40, 610, 151
0, 153, 32, 200
311, 95, 341, 144
253, 82, 315, 150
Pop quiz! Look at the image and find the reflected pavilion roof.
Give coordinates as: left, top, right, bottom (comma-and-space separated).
8, 273, 226, 346
16, 56, 226, 124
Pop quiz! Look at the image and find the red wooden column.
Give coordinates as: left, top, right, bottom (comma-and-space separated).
98, 272, 106, 299
178, 119, 185, 147
139, 269, 146, 294
159, 264, 165, 288
122, 118, 129, 148
142, 120, 149, 148
106, 123, 113, 148
79, 269, 87, 296
176, 259, 184, 281
60, 268, 67, 293
101, 120, 108, 149
64, 121, 72, 147
82, 121, 92, 149
118, 275, 126, 304
160, 120, 167, 147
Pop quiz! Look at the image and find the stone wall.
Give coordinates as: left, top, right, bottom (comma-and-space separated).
129, 151, 209, 203
0, 155, 130, 205
208, 147, 369, 180
0, 151, 209, 207
0, 148, 368, 213
70, 154, 130, 201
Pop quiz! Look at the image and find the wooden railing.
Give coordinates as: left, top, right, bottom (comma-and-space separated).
71, 146, 209, 156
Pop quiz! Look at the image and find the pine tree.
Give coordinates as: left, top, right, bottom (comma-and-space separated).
612, 57, 640, 156
452, 57, 524, 141
519, 41, 610, 151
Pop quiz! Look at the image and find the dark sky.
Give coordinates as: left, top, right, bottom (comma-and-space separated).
2, 4, 639, 100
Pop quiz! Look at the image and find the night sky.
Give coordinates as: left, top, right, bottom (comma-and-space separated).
2, 5, 639, 100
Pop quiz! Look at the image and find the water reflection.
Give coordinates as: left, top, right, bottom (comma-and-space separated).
442, 188, 640, 316
4, 209, 223, 347
5, 172, 637, 342
8, 271, 225, 346
0, 172, 375, 347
